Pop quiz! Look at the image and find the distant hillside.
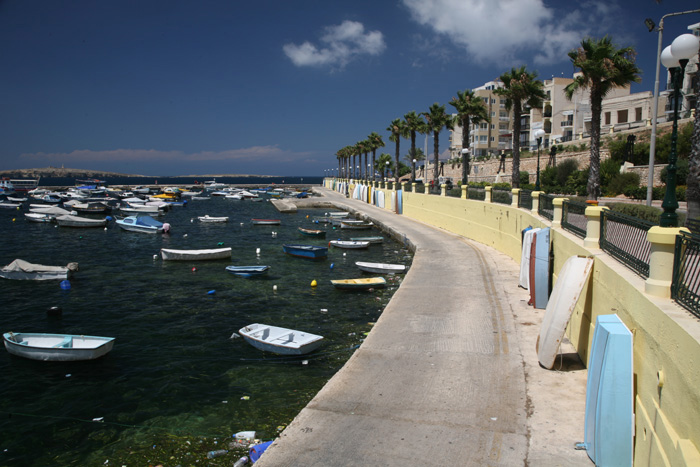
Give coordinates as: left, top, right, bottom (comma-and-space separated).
0, 167, 146, 179
0, 167, 277, 179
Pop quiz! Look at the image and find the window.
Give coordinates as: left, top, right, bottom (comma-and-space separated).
480, 123, 488, 129
491, 111, 496, 117
483, 97, 488, 104
491, 98, 496, 104
490, 136, 495, 142
491, 124, 495, 130
479, 135, 487, 142
635, 107, 643, 121
617, 109, 628, 124
605, 112, 611, 125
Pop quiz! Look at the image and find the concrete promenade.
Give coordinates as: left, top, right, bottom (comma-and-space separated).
257, 187, 591, 466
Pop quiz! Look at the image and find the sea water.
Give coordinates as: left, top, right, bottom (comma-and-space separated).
0, 193, 411, 465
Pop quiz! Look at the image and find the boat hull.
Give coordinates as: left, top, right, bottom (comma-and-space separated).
330, 277, 387, 290
355, 262, 406, 274
282, 244, 328, 260
3, 333, 114, 361
225, 265, 270, 277
239, 324, 323, 355
161, 247, 232, 261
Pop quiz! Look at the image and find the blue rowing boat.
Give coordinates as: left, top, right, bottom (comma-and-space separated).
225, 265, 270, 277
282, 244, 328, 260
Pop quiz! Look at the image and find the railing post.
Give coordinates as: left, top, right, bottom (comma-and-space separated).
485, 186, 492, 203
531, 191, 543, 214
511, 188, 521, 207
401, 182, 407, 192
461, 184, 468, 199
412, 182, 417, 193
583, 206, 609, 248
552, 198, 569, 228
441, 184, 447, 196
645, 227, 689, 298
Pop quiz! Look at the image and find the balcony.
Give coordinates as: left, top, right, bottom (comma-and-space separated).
543, 111, 552, 118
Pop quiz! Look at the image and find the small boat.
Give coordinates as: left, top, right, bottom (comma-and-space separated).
282, 244, 328, 260
116, 215, 167, 234
251, 218, 281, 225
330, 277, 387, 290
55, 215, 108, 228
350, 236, 384, 244
38, 193, 62, 204
329, 240, 370, 249
225, 265, 270, 277
24, 212, 53, 223
0, 201, 21, 209
71, 202, 110, 214
7, 196, 27, 202
311, 217, 333, 224
119, 205, 164, 215
327, 212, 350, 218
355, 261, 406, 274
29, 206, 74, 218
239, 323, 323, 355
340, 220, 374, 230
0, 259, 79, 280
3, 332, 115, 361
160, 247, 232, 261
298, 227, 326, 237
198, 215, 229, 223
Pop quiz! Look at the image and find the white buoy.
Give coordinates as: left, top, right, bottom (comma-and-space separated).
273, 285, 277, 291
256, 248, 261, 255
191, 219, 194, 223
104, 227, 107, 231
153, 254, 157, 260
343, 252, 347, 256
183, 233, 188, 237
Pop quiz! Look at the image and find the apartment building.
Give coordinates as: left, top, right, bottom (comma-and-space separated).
449, 80, 512, 161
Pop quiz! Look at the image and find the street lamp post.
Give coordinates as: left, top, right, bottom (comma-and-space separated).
412, 159, 417, 183
659, 33, 699, 227
534, 129, 545, 191
645, 9, 700, 206
385, 161, 390, 183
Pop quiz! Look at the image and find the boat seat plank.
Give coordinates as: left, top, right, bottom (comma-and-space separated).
53, 336, 73, 348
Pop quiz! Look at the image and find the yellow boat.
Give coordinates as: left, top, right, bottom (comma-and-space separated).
330, 277, 386, 290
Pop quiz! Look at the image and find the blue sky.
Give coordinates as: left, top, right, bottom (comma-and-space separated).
1, 0, 698, 176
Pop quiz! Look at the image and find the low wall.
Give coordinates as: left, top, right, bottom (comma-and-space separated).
330, 179, 700, 467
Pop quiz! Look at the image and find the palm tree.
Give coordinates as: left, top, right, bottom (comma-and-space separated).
449, 89, 490, 186
403, 111, 426, 182
377, 153, 393, 181
387, 118, 408, 185
357, 139, 370, 181
367, 132, 385, 182
494, 66, 546, 188
352, 142, 363, 179
564, 36, 641, 200
422, 103, 454, 187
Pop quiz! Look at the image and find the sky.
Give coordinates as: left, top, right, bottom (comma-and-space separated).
1, 0, 699, 177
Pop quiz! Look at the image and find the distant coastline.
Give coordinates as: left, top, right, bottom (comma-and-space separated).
0, 167, 278, 179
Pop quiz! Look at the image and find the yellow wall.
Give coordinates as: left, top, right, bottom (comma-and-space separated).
346, 182, 700, 466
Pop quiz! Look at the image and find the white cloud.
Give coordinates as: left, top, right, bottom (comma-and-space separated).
283, 20, 386, 68
402, 0, 611, 65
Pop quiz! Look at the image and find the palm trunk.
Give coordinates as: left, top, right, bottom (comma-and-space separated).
364, 152, 368, 181
433, 131, 440, 185
394, 140, 400, 185
461, 117, 470, 186
511, 101, 522, 188
588, 87, 603, 200
688, 94, 700, 223
410, 131, 416, 182
371, 150, 376, 182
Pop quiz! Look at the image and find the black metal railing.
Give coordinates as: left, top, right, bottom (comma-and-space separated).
686, 218, 700, 234
600, 210, 653, 278
538, 193, 554, 221
672, 231, 700, 318
519, 189, 533, 210
492, 188, 512, 205
414, 183, 425, 194
562, 200, 587, 239
446, 187, 461, 198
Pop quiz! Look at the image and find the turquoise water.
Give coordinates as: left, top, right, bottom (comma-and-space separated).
0, 194, 411, 465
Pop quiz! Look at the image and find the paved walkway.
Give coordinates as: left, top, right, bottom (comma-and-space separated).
257, 187, 591, 466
